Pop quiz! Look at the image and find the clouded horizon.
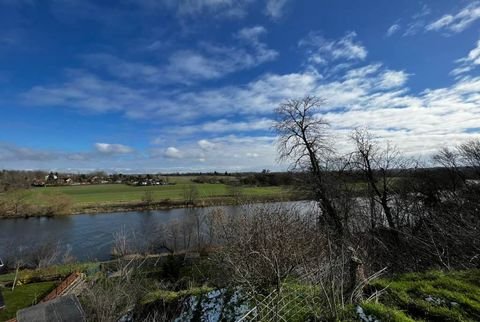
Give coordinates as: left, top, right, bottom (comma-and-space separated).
1, 0, 480, 173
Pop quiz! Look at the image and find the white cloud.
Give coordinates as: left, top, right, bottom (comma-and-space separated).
150, 135, 278, 171
167, 118, 273, 136
426, 2, 480, 33
164, 146, 183, 159
386, 24, 400, 37
378, 70, 409, 89
451, 40, 480, 76
323, 76, 480, 155
299, 31, 367, 65
22, 64, 406, 122
198, 139, 216, 150
95, 143, 134, 154
264, 0, 289, 19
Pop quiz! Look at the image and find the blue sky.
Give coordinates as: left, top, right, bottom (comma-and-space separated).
1, 0, 480, 173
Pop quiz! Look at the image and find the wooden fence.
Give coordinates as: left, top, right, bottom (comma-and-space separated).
41, 272, 80, 303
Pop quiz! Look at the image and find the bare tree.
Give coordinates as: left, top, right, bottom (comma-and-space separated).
351, 128, 404, 230
6, 189, 31, 217
273, 96, 343, 236
433, 147, 466, 191
215, 204, 319, 292
183, 184, 199, 206
81, 261, 147, 322
186, 208, 205, 250
112, 226, 135, 257
458, 138, 480, 177
33, 241, 63, 268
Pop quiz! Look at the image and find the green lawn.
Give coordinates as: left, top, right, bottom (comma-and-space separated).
362, 269, 480, 321
26, 183, 292, 206
0, 282, 56, 321
0, 263, 99, 284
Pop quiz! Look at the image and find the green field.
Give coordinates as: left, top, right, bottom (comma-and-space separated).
28, 183, 289, 206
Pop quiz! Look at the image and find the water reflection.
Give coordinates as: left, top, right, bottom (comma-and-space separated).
0, 202, 306, 262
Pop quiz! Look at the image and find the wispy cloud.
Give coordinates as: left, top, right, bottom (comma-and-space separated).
299, 31, 367, 65
426, 1, 480, 33
0, 143, 58, 161
82, 26, 277, 85
402, 4, 431, 36
0, 142, 137, 171
386, 24, 400, 37
95, 143, 134, 154
158, 0, 253, 18
383, 4, 431, 37
165, 28, 277, 83
264, 0, 290, 19
451, 40, 480, 77
158, 118, 274, 137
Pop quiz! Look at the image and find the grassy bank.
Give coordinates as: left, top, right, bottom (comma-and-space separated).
0, 263, 99, 321
360, 269, 480, 321
0, 179, 299, 218
0, 281, 57, 321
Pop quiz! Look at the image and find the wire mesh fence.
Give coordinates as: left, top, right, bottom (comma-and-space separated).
236, 284, 324, 322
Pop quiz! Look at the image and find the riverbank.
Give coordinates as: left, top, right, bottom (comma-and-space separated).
71, 195, 303, 215
0, 183, 301, 218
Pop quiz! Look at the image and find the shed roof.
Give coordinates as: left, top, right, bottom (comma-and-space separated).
17, 294, 86, 322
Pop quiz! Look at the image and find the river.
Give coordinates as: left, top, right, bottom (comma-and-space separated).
0, 202, 308, 262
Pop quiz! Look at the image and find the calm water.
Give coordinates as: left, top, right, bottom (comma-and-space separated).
0, 207, 209, 262
0, 202, 306, 262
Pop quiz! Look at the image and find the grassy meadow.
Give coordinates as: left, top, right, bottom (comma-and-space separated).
0, 176, 297, 216
29, 183, 291, 206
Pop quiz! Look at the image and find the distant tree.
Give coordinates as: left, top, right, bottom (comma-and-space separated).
43, 193, 73, 216
433, 147, 466, 191
7, 189, 31, 216
183, 184, 199, 205
458, 139, 480, 176
141, 190, 154, 205
227, 184, 244, 204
